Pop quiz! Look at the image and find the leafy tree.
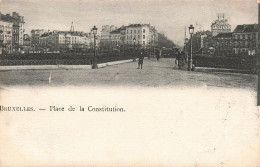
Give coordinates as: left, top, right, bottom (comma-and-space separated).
158, 32, 176, 48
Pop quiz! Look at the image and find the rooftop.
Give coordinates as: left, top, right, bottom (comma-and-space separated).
110, 26, 126, 34
233, 24, 259, 33
127, 23, 150, 28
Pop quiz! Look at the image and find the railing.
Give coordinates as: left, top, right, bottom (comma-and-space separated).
0, 52, 136, 66
193, 54, 257, 74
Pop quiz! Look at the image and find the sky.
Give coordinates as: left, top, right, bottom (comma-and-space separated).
0, 0, 258, 45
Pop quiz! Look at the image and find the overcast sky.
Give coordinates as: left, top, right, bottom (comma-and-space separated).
0, 0, 258, 45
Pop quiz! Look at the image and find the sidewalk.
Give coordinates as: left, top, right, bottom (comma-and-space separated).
195, 67, 255, 75
177, 61, 255, 75
0, 59, 136, 71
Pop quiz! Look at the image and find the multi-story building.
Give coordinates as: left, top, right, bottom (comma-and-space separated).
39, 31, 91, 52
0, 12, 25, 54
108, 23, 158, 51
19, 15, 25, 46
0, 13, 13, 55
125, 24, 150, 48
11, 12, 25, 53
211, 14, 231, 37
100, 25, 117, 51
212, 32, 233, 56
23, 34, 31, 53
39, 32, 53, 52
232, 24, 259, 55
109, 26, 126, 49
31, 29, 47, 48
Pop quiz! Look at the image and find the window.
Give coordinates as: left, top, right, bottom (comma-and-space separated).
235, 41, 238, 47
127, 30, 128, 34
143, 41, 145, 45
245, 41, 249, 47
134, 30, 136, 33
131, 30, 132, 34
138, 35, 140, 39
143, 29, 145, 33
240, 41, 244, 47
245, 34, 248, 39
143, 35, 145, 39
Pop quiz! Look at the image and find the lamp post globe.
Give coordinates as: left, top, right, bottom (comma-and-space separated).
189, 24, 194, 35
92, 25, 97, 35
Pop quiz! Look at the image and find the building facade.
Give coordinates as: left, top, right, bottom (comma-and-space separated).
31, 29, 47, 49
100, 25, 117, 51
125, 24, 150, 48
0, 18, 13, 55
212, 32, 233, 56
232, 24, 259, 55
0, 12, 25, 54
39, 31, 91, 52
11, 12, 25, 53
23, 34, 31, 53
109, 26, 126, 50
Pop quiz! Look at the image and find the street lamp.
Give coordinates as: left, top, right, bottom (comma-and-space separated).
92, 25, 98, 69
133, 37, 136, 61
188, 24, 194, 71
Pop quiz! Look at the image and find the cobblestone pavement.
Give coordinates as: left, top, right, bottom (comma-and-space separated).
0, 58, 257, 90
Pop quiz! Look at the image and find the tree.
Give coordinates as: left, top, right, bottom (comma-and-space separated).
158, 32, 176, 48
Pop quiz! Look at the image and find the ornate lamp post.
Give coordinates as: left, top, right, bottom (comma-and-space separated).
92, 25, 98, 69
133, 37, 136, 61
188, 24, 194, 71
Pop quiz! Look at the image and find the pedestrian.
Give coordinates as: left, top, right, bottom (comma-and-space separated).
137, 49, 144, 69
175, 50, 181, 66
176, 49, 185, 69
155, 49, 160, 61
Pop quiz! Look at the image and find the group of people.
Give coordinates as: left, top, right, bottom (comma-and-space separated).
175, 49, 195, 71
175, 50, 186, 69
135, 48, 193, 71
136, 48, 161, 69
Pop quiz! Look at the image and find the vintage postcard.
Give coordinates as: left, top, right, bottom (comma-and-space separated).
0, 0, 259, 166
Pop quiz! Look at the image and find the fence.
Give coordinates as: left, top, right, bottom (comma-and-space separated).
193, 54, 257, 74
0, 52, 135, 66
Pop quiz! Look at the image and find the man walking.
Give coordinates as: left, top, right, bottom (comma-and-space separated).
137, 49, 145, 69
155, 49, 160, 61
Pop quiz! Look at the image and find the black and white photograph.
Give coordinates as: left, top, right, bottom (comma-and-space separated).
0, 0, 259, 166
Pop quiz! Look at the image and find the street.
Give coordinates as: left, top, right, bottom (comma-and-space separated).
0, 58, 259, 166
0, 58, 257, 90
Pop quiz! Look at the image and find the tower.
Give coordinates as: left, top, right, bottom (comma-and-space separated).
70, 21, 74, 32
